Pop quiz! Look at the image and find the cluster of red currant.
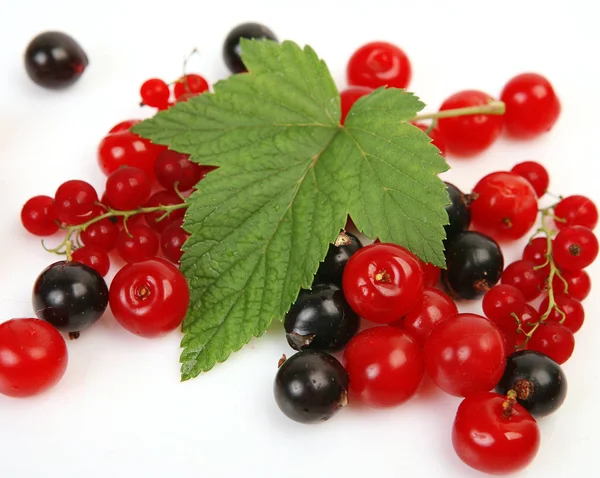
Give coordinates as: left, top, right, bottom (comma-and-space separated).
274, 40, 597, 476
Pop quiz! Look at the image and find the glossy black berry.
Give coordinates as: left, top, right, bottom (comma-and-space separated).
223, 22, 277, 74
24, 31, 89, 89
32, 261, 108, 333
313, 232, 362, 287
443, 231, 503, 300
495, 350, 567, 418
274, 350, 349, 424
285, 283, 360, 352
444, 182, 471, 240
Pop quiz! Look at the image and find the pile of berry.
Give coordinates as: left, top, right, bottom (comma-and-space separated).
3, 23, 597, 477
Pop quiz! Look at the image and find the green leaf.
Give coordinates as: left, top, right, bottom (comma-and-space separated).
132, 39, 449, 380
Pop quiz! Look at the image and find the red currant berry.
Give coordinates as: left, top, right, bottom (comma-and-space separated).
412, 122, 447, 157
452, 392, 540, 474
0, 318, 68, 398
80, 218, 119, 251
501, 304, 539, 353
108, 119, 140, 134
109, 258, 190, 338
144, 190, 186, 233
175, 92, 200, 103
552, 269, 591, 301
160, 221, 190, 264
539, 293, 585, 333
527, 322, 574, 364
54, 180, 98, 225
553, 225, 599, 271
340, 86, 372, 124
154, 149, 205, 191
105, 167, 152, 211
347, 41, 411, 90
418, 258, 441, 288
501, 259, 545, 301
436, 90, 503, 156
554, 195, 598, 230
342, 243, 424, 324
173, 74, 209, 99
482, 284, 526, 328
343, 327, 423, 408
21, 195, 59, 236
140, 78, 170, 109
116, 224, 159, 263
471, 172, 538, 241
501, 73, 561, 138
401, 288, 458, 346
72, 245, 111, 277
423, 313, 505, 397
98, 130, 165, 181
522, 237, 550, 269
510, 161, 549, 198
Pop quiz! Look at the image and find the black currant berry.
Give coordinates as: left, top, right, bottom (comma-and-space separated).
24, 31, 89, 89
32, 261, 108, 333
443, 231, 503, 300
495, 350, 567, 418
313, 231, 362, 287
223, 22, 277, 74
285, 283, 360, 352
274, 350, 349, 424
444, 182, 471, 241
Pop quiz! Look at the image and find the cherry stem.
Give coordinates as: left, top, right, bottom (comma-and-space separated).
411, 100, 505, 122
502, 390, 518, 418
41, 203, 188, 256
517, 207, 566, 348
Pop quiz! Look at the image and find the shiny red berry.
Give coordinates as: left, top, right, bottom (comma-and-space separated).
423, 313, 505, 397
501, 73, 561, 138
552, 269, 591, 301
482, 284, 526, 329
452, 392, 540, 474
154, 149, 205, 191
418, 259, 441, 288
554, 195, 598, 230
140, 78, 170, 109
144, 190, 186, 233
527, 322, 575, 364
80, 218, 119, 251
21, 195, 59, 236
54, 180, 98, 225
522, 237, 550, 269
346, 41, 411, 90
539, 293, 585, 333
105, 167, 152, 211
108, 119, 140, 134
552, 225, 599, 271
437, 90, 503, 156
412, 122, 447, 157
471, 172, 538, 241
501, 259, 545, 301
72, 245, 111, 277
109, 258, 190, 338
173, 74, 209, 99
160, 221, 190, 264
343, 327, 423, 408
342, 243, 424, 324
0, 318, 68, 398
510, 161, 549, 197
116, 224, 159, 263
400, 288, 458, 345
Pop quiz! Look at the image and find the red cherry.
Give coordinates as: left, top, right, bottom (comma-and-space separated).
343, 327, 423, 408
400, 288, 458, 345
423, 313, 505, 397
347, 41, 411, 90
452, 392, 540, 474
436, 90, 503, 156
501, 73, 561, 138
342, 243, 424, 324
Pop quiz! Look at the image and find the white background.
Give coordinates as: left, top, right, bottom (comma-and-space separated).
0, 1, 598, 476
